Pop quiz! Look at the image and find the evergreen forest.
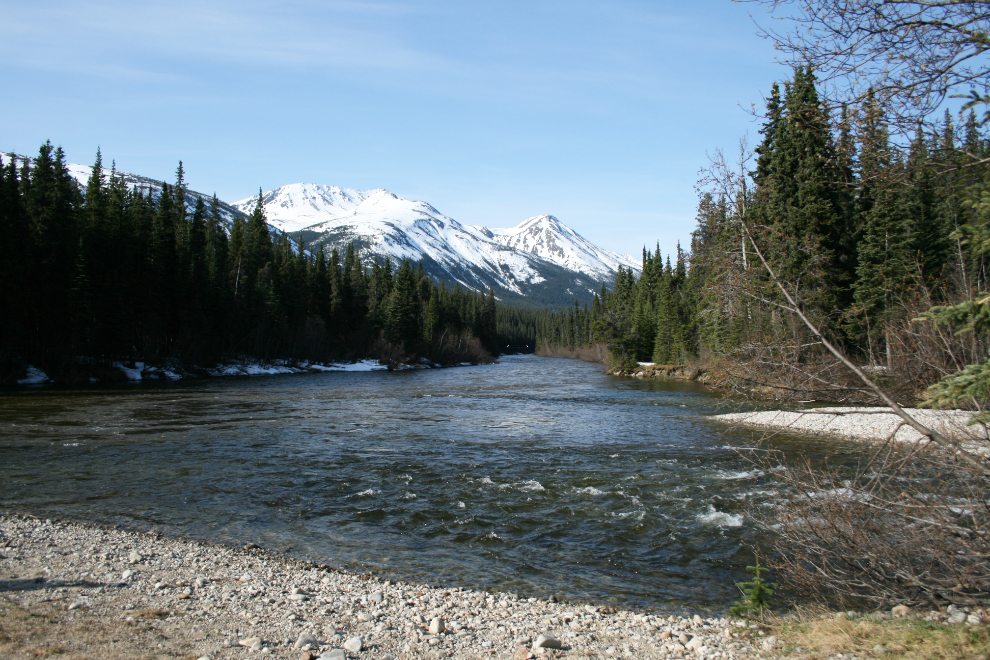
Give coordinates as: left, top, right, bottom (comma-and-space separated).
537, 68, 990, 407
0, 143, 539, 383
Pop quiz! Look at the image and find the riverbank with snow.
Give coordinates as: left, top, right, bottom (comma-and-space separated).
9, 356, 482, 386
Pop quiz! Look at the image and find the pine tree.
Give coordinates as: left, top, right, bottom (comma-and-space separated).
0, 156, 28, 358
854, 186, 911, 366
385, 260, 420, 350
904, 127, 950, 282
750, 69, 851, 325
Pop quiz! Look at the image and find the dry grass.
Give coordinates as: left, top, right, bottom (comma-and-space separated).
771, 607, 990, 659
0, 595, 193, 660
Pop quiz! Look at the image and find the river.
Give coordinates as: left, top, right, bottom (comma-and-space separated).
0, 355, 837, 611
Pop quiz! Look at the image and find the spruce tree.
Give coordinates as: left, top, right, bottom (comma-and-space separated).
385, 260, 420, 350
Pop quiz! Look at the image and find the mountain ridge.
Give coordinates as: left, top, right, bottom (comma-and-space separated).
234, 182, 639, 307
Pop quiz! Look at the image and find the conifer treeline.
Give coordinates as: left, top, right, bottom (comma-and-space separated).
0, 142, 528, 380
538, 68, 990, 382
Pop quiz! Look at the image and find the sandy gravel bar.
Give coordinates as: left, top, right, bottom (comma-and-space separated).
0, 514, 770, 660
710, 407, 989, 453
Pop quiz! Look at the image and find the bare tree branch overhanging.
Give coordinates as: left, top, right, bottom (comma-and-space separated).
738, 214, 990, 476
742, 0, 990, 127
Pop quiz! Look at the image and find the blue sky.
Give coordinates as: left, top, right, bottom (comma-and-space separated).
2, 0, 788, 258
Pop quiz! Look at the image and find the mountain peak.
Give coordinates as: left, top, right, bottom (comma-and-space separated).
233, 183, 387, 232
234, 181, 640, 304
488, 214, 636, 279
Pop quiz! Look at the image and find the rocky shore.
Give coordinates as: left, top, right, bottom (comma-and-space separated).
710, 407, 990, 455
0, 515, 770, 660
606, 364, 705, 382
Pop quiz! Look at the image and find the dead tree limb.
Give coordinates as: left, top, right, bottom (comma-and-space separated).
738, 217, 990, 477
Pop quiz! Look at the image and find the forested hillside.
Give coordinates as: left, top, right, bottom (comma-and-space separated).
539, 68, 990, 402
0, 143, 535, 383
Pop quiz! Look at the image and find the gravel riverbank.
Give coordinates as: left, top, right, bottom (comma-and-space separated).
710, 407, 990, 455
0, 515, 769, 660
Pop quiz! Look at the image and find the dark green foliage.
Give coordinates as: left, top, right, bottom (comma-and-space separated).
536, 248, 696, 369
537, 67, 989, 389
1, 144, 512, 381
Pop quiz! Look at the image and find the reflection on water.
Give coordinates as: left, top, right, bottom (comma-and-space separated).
0, 355, 844, 610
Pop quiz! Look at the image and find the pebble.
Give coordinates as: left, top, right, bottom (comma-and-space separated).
121, 569, 133, 580
239, 636, 262, 647
429, 616, 445, 634
532, 633, 562, 650
295, 632, 320, 649
343, 635, 363, 652
873, 643, 888, 654
320, 650, 346, 660
128, 551, 143, 563
891, 604, 910, 617
948, 611, 968, 624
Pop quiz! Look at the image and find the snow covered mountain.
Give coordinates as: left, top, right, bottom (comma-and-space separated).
239, 183, 381, 233
483, 215, 638, 281
234, 183, 640, 306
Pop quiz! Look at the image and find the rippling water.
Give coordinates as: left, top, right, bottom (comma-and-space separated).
0, 355, 839, 611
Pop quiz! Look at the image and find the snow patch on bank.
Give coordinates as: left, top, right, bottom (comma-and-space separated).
202, 359, 387, 377
17, 366, 50, 385
113, 361, 144, 381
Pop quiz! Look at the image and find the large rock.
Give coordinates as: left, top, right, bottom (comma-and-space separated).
295, 631, 320, 649
429, 617, 445, 634
531, 634, 562, 650
343, 636, 363, 653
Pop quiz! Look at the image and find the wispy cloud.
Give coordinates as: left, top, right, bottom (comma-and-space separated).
1, 0, 457, 81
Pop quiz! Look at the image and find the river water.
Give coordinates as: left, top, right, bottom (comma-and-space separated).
0, 355, 836, 611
